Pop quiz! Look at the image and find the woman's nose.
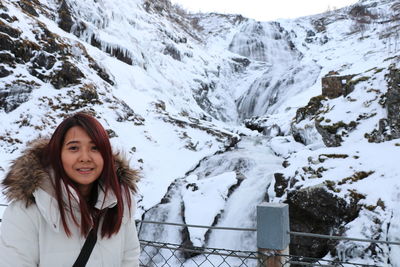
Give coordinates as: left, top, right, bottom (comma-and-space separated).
79, 150, 92, 162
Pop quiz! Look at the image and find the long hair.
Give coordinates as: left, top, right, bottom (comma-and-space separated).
42, 112, 131, 238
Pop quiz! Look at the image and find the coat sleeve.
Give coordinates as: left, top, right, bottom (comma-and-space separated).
122, 202, 140, 267
0, 201, 40, 267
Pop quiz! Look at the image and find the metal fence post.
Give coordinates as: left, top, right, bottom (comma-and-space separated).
257, 202, 290, 267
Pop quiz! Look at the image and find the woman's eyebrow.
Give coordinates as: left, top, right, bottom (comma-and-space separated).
65, 140, 95, 145
64, 140, 80, 145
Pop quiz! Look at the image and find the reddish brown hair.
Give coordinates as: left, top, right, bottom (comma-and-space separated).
43, 112, 131, 238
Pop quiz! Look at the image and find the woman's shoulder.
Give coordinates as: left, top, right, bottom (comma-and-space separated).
2, 200, 41, 226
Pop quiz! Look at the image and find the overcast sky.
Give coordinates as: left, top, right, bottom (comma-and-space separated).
170, 0, 359, 21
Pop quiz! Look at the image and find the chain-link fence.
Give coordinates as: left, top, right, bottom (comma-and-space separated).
139, 240, 380, 267
139, 240, 266, 267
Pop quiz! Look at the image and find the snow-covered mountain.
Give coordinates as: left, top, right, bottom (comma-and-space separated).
0, 0, 400, 264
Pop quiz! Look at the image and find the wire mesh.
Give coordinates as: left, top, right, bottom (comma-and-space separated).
139, 240, 269, 267
139, 240, 380, 267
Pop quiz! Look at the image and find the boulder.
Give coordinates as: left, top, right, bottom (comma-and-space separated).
0, 65, 11, 78
286, 187, 360, 260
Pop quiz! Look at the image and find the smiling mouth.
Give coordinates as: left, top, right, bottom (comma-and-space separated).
77, 168, 94, 174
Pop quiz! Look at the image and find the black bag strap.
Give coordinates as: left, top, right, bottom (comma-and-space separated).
72, 227, 98, 267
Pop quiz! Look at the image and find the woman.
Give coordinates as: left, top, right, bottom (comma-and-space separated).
0, 112, 140, 266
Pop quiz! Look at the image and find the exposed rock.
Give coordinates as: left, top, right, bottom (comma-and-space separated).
0, 81, 37, 112
244, 116, 283, 137
231, 57, 251, 72
0, 65, 11, 77
90, 34, 102, 50
58, 0, 74, 33
321, 73, 356, 99
50, 61, 85, 89
0, 52, 15, 66
0, 20, 21, 38
72, 40, 114, 85
89, 62, 114, 85
143, 0, 172, 14
163, 44, 181, 61
106, 129, 118, 138
0, 12, 18, 23
295, 95, 326, 123
274, 173, 288, 198
12, 39, 40, 62
79, 84, 99, 102
114, 99, 145, 125
18, 0, 39, 17
0, 33, 14, 51
315, 120, 357, 147
31, 52, 56, 70
366, 65, 400, 142
286, 187, 360, 260
312, 18, 326, 33
37, 24, 65, 54
305, 29, 316, 43
244, 116, 265, 133
90, 38, 134, 66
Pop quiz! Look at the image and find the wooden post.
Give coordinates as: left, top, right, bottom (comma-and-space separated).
257, 203, 290, 267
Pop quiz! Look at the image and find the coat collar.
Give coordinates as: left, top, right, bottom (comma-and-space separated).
32, 177, 119, 232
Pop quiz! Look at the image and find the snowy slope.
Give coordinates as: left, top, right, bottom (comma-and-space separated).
0, 0, 400, 265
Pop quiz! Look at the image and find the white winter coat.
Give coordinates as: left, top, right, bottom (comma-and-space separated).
0, 139, 140, 267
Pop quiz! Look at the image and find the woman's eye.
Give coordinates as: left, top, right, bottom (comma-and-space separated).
68, 146, 78, 151
91, 146, 99, 151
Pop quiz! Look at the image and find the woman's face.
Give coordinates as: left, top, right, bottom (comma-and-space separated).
61, 126, 104, 197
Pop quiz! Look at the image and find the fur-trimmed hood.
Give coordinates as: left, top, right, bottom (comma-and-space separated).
2, 139, 140, 206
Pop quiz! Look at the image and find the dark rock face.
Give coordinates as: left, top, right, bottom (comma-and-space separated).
244, 116, 283, 137
286, 187, 360, 260
163, 44, 181, 61
58, 0, 74, 33
0, 81, 36, 112
295, 95, 326, 123
274, 173, 288, 198
231, 57, 251, 72
0, 20, 21, 38
244, 116, 266, 133
91, 35, 134, 65
18, 0, 39, 17
366, 65, 400, 142
89, 61, 114, 85
31, 52, 56, 70
0, 33, 14, 51
0, 52, 15, 66
0, 65, 11, 77
315, 120, 358, 147
50, 61, 85, 89
321, 73, 355, 99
